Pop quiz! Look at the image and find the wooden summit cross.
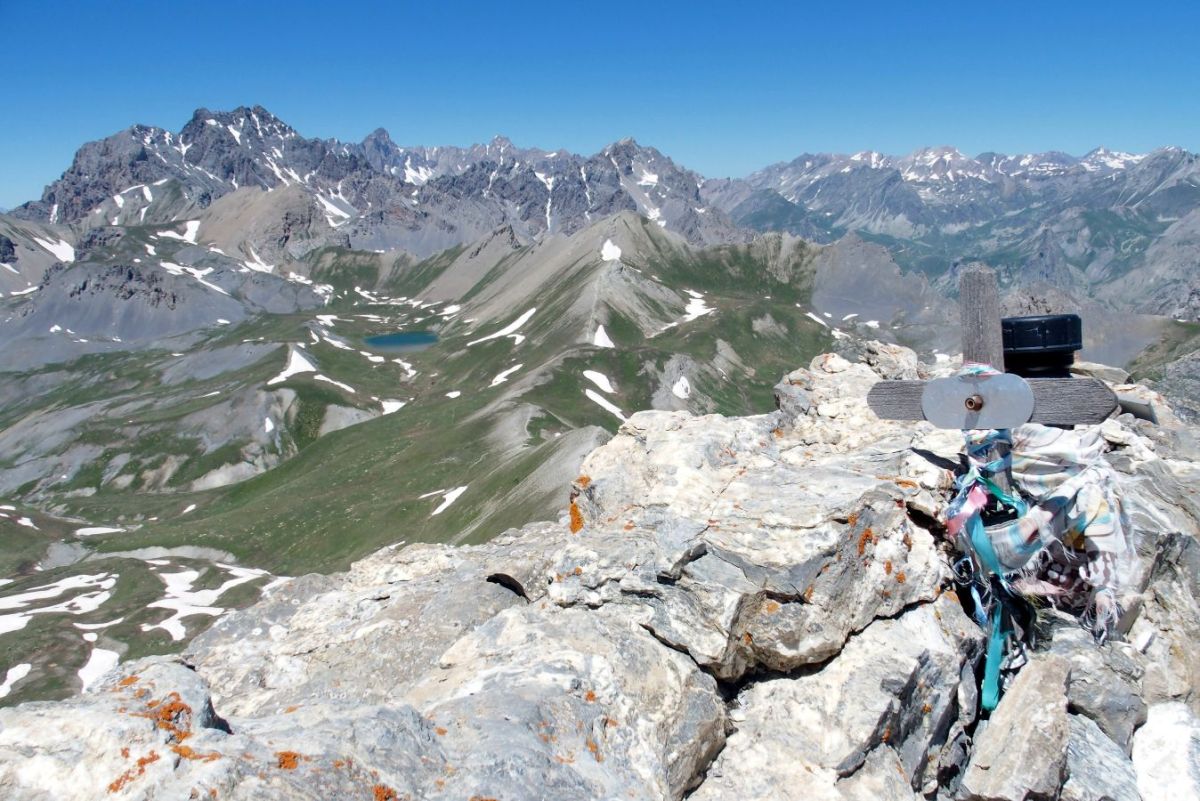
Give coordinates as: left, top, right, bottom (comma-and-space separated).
866, 265, 1118, 430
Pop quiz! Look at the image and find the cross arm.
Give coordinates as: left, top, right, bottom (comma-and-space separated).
867, 377, 1118, 426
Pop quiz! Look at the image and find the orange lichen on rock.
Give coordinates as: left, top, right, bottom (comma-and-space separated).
108, 750, 160, 793
284, 705, 301, 714
569, 501, 584, 533
576, 475, 591, 488
764, 600, 781, 614
435, 727, 448, 736
117, 675, 140, 688
803, 585, 814, 602
170, 744, 221, 762
374, 785, 399, 801
623, 521, 635, 531
275, 751, 302, 770
584, 690, 596, 702
131, 692, 194, 743
120, 747, 130, 759
857, 527, 875, 556
585, 738, 604, 763
895, 571, 907, 584
884, 560, 893, 575
846, 512, 859, 526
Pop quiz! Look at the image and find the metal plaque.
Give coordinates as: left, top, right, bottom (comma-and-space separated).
920, 373, 1035, 430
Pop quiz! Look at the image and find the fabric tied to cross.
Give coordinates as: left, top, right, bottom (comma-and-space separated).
948, 427, 1133, 606
942, 364, 1136, 710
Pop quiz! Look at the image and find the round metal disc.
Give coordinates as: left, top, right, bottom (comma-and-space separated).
921, 373, 1034, 430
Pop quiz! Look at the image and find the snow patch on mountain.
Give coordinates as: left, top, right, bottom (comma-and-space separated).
489, 364, 523, 387
32, 237, 75, 263
0, 663, 31, 699
267, 348, 317, 385
159, 220, 201, 244
77, 648, 119, 692
467, 308, 536, 347
585, 388, 625, 420
582, 370, 615, 394
314, 374, 356, 394
430, 486, 467, 516
682, 290, 714, 322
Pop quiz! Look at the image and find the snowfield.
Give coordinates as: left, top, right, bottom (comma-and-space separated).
489, 364, 524, 387
431, 486, 468, 516
583, 370, 616, 394
585, 389, 625, 421
32, 237, 75, 262
467, 308, 536, 347
268, 348, 317, 385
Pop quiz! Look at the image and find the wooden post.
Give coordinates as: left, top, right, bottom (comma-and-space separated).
957, 265, 1014, 500
959, 265, 1005, 370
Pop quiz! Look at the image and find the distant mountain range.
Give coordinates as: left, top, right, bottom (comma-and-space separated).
710, 144, 1200, 317
10, 106, 737, 259
10, 105, 1200, 321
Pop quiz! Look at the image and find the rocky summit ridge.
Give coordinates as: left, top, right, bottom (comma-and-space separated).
1, 344, 1199, 800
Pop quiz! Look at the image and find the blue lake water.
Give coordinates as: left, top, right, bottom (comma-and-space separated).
363, 331, 439, 352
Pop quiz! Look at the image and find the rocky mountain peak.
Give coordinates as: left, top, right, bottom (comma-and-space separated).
363, 126, 394, 144
0, 346, 1196, 799
1080, 146, 1146, 172
8, 110, 740, 253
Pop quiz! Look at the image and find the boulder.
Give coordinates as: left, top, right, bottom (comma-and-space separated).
187, 522, 566, 716
1046, 624, 1146, 751
1131, 702, 1200, 800
0, 659, 448, 801
691, 595, 982, 801
959, 655, 1071, 801
1060, 714, 1139, 801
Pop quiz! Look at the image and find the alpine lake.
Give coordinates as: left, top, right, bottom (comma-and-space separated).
363, 331, 439, 352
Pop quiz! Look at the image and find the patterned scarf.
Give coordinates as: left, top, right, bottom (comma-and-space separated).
947, 422, 1135, 638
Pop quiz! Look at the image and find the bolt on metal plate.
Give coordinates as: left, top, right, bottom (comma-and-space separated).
921, 373, 1035, 430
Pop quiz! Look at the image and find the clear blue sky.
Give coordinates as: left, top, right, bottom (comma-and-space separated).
2, 0, 1197, 208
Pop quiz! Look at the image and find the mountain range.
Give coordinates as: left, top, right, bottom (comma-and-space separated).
1, 105, 1198, 704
